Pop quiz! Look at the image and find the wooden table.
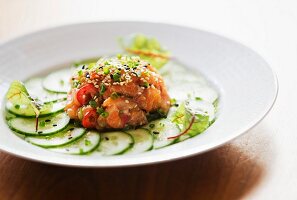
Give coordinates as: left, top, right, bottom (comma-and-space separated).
0, 1, 296, 199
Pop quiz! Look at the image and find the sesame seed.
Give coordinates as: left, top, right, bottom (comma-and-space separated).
125, 100, 129, 103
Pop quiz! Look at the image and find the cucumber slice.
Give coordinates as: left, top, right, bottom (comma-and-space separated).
25, 78, 67, 103
145, 119, 179, 149
51, 130, 100, 155
43, 68, 72, 93
25, 125, 86, 148
6, 100, 67, 117
125, 128, 153, 154
8, 112, 70, 136
97, 131, 134, 155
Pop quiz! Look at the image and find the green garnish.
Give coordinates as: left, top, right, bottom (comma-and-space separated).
195, 97, 203, 101
111, 92, 119, 99
89, 100, 97, 108
119, 34, 171, 69
170, 98, 177, 105
6, 81, 42, 118
39, 121, 46, 127
117, 54, 122, 59
84, 139, 91, 146
97, 107, 104, 115
101, 111, 109, 118
78, 70, 83, 76
59, 80, 64, 86
143, 82, 149, 88
112, 73, 121, 82
171, 102, 210, 137
88, 63, 96, 69
103, 66, 110, 75
100, 84, 106, 94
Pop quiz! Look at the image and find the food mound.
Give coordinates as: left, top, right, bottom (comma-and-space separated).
65, 56, 171, 130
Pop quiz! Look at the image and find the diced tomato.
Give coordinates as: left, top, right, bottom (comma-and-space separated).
82, 109, 98, 128
76, 84, 97, 105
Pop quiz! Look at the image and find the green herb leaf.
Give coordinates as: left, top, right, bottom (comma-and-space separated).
119, 34, 171, 69
171, 102, 210, 137
6, 81, 41, 117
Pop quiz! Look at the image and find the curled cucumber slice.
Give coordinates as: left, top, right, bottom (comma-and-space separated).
6, 100, 67, 118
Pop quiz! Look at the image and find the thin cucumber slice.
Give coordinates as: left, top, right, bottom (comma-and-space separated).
145, 118, 179, 149
25, 78, 67, 103
51, 130, 100, 155
168, 82, 218, 103
8, 112, 70, 136
97, 131, 134, 155
6, 100, 67, 117
43, 68, 72, 93
25, 125, 86, 148
125, 128, 153, 154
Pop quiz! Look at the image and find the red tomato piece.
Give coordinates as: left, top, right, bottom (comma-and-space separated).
76, 84, 98, 105
82, 109, 98, 129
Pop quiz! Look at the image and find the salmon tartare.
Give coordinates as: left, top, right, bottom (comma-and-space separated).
65, 56, 171, 130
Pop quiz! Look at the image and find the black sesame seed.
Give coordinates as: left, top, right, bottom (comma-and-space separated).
105, 137, 109, 141
45, 119, 51, 122
110, 74, 113, 79
153, 131, 159, 135
69, 128, 74, 131
53, 124, 57, 127
82, 65, 85, 69
68, 137, 73, 140
38, 131, 43, 134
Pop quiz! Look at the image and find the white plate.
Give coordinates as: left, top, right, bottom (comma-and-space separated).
0, 22, 278, 167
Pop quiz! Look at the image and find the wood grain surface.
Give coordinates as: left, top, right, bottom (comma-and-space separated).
0, 0, 296, 199
0, 128, 270, 200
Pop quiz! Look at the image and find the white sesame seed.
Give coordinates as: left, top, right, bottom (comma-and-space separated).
125, 100, 129, 103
